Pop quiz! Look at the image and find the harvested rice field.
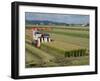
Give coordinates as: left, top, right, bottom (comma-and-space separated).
25, 26, 89, 68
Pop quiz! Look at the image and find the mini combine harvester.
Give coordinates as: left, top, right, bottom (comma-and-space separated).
32, 27, 53, 48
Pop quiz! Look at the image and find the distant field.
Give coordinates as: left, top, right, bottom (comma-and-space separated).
25, 25, 89, 68
26, 25, 89, 31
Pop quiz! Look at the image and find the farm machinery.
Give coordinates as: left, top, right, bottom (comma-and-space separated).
32, 27, 53, 48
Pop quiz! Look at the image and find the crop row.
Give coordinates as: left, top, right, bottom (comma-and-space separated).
65, 49, 87, 57
41, 43, 88, 58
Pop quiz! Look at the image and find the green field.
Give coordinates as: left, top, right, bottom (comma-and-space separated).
25, 25, 89, 68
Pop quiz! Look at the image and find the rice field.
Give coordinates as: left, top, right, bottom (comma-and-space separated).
25, 26, 89, 68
